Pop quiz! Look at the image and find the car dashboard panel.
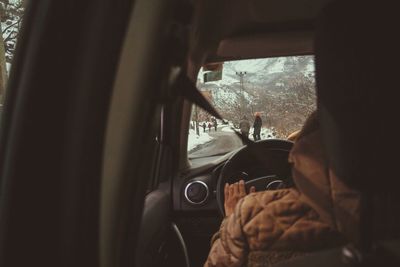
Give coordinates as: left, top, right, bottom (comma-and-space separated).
176, 164, 222, 212
173, 162, 225, 267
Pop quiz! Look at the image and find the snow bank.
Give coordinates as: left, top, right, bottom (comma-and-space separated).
248, 127, 276, 141
221, 126, 276, 140
188, 129, 214, 151
221, 126, 235, 133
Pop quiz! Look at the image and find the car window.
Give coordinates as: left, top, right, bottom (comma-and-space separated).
188, 56, 316, 161
0, 0, 24, 119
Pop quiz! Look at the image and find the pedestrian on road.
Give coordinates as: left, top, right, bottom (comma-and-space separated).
208, 122, 212, 132
202, 122, 206, 133
239, 115, 250, 138
253, 112, 262, 141
214, 120, 218, 131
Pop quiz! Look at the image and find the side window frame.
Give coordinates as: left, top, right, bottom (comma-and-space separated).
145, 104, 163, 193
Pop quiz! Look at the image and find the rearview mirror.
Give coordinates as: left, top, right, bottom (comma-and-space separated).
202, 62, 223, 83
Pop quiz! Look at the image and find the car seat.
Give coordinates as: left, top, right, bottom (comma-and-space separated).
274, 0, 400, 266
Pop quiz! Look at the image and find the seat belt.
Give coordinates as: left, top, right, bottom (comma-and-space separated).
174, 72, 254, 146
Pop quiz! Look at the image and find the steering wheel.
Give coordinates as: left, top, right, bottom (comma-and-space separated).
216, 139, 294, 216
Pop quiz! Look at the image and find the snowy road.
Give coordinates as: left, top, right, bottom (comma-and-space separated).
188, 128, 244, 158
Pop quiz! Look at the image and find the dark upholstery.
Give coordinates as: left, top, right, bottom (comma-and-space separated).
315, 0, 400, 192
315, 0, 400, 248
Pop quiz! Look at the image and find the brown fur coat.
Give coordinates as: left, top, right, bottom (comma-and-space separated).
204, 129, 360, 267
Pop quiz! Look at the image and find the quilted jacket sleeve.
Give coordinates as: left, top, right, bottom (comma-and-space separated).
204, 198, 248, 267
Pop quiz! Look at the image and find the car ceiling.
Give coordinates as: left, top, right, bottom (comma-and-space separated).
188, 0, 331, 75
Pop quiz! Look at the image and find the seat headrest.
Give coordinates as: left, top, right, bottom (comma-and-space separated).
315, 1, 399, 192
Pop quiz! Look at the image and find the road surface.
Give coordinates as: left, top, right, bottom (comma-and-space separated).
189, 128, 244, 158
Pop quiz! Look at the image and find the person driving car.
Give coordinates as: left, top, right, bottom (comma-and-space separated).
204, 111, 360, 267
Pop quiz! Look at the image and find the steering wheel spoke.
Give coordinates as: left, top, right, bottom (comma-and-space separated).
216, 139, 293, 216
245, 175, 287, 192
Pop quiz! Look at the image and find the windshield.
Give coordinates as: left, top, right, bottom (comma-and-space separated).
188, 56, 316, 160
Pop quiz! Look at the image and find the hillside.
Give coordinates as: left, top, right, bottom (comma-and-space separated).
197, 56, 316, 138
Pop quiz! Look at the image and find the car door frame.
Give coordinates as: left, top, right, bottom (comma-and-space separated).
0, 0, 165, 267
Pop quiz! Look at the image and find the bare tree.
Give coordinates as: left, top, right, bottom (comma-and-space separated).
1, 0, 24, 64
0, 0, 24, 102
208, 69, 316, 138
0, 12, 7, 101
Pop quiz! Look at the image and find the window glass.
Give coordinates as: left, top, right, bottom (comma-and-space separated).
188, 56, 316, 161
0, 0, 25, 114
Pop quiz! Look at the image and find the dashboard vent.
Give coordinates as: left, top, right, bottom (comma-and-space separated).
184, 181, 209, 205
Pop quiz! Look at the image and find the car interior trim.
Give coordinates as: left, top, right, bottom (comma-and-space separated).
171, 222, 191, 267
266, 179, 284, 190
184, 180, 210, 205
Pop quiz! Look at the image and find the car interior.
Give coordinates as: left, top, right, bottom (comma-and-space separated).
0, 0, 399, 267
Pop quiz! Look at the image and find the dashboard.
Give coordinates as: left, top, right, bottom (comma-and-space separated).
173, 139, 293, 265
174, 160, 224, 212
175, 140, 293, 212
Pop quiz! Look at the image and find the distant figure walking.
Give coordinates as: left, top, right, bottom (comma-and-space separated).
214, 120, 218, 131
208, 122, 212, 132
239, 115, 251, 138
202, 122, 206, 133
253, 112, 262, 141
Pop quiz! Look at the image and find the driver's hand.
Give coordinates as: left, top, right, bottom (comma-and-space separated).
224, 180, 256, 217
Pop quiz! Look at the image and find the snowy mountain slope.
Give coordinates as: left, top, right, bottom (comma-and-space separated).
197, 56, 316, 138
199, 56, 314, 89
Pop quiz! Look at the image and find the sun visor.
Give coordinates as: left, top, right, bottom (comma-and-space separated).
209, 32, 314, 62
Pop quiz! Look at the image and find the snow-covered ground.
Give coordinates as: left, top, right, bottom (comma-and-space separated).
187, 129, 214, 151
221, 125, 276, 140
250, 127, 276, 140
221, 126, 235, 133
